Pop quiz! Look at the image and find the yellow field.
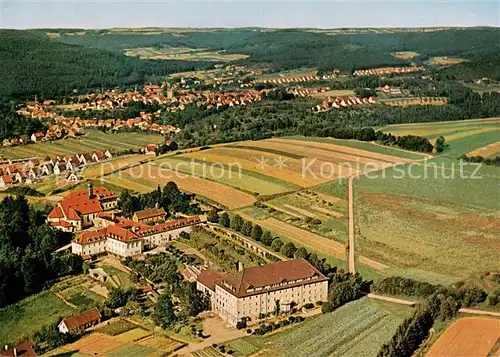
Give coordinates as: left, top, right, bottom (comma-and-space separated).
442, 127, 500, 142
115, 328, 151, 342
310, 89, 355, 98
466, 141, 500, 157
431, 56, 466, 65
392, 51, 420, 59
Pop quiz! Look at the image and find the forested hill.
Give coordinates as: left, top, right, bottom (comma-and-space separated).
0, 30, 214, 101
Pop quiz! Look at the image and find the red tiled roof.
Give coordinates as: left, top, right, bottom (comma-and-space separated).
1, 175, 13, 184
133, 208, 165, 220
218, 259, 328, 298
50, 220, 72, 228
73, 229, 107, 245
197, 268, 225, 291
61, 308, 101, 331
48, 206, 64, 219
0, 341, 37, 357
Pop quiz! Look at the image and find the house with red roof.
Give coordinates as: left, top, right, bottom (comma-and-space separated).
196, 259, 329, 327
0, 341, 37, 357
46, 184, 118, 232
58, 308, 101, 334
0, 175, 13, 188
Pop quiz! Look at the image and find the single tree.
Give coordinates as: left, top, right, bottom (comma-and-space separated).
294, 247, 309, 259
153, 293, 176, 329
251, 224, 263, 241
231, 214, 244, 231
260, 231, 274, 246
271, 238, 284, 252
280, 242, 297, 258
207, 208, 219, 223
219, 212, 230, 228
242, 221, 253, 237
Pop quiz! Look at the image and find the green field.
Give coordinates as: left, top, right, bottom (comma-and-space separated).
379, 118, 500, 156
0, 130, 164, 159
227, 298, 412, 357
354, 158, 500, 284
0, 291, 76, 345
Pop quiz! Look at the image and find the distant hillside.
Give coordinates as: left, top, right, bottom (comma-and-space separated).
0, 30, 214, 100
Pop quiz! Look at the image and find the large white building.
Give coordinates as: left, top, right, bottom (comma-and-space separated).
71, 213, 202, 258
197, 259, 329, 327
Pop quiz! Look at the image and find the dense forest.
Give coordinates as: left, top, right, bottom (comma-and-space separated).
0, 104, 46, 141
0, 30, 215, 100
0, 196, 82, 308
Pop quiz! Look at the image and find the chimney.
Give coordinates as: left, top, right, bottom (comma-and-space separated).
14, 348, 17, 357
237, 261, 244, 272
88, 182, 94, 198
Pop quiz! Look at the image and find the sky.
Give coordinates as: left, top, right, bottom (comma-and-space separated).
1, 0, 499, 29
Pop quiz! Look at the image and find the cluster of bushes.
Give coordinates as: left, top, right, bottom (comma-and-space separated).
372, 276, 488, 308
4, 186, 45, 197
322, 272, 369, 312
459, 154, 500, 166
252, 316, 305, 336
212, 344, 234, 355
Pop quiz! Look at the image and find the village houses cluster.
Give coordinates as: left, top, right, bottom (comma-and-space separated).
246, 72, 340, 86
0, 150, 114, 188
354, 66, 424, 76
313, 95, 376, 112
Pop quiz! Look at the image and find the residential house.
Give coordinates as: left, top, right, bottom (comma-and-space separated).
30, 132, 45, 142
58, 308, 101, 334
0, 341, 38, 357
39, 163, 54, 176
0, 175, 13, 188
65, 172, 79, 183
197, 259, 329, 327
144, 144, 158, 155
92, 151, 106, 162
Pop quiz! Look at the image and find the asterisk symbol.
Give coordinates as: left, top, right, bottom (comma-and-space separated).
273, 156, 288, 169
255, 156, 269, 169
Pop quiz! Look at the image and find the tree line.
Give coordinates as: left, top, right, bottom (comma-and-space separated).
0, 196, 82, 308
118, 182, 200, 217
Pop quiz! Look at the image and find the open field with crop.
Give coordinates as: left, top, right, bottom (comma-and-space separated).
0, 131, 164, 160
107, 165, 257, 209
125, 47, 248, 61
354, 158, 500, 284
310, 89, 355, 98
466, 141, 500, 158
152, 156, 298, 196
380, 118, 500, 156
0, 291, 76, 345
227, 298, 413, 357
425, 317, 500, 357
83, 154, 153, 179
255, 68, 317, 81
380, 97, 448, 107
392, 51, 420, 59
431, 56, 466, 65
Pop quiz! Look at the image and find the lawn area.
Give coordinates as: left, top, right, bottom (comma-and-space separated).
0, 291, 76, 345
0, 131, 164, 159
354, 158, 500, 284
227, 298, 412, 357
100, 266, 134, 289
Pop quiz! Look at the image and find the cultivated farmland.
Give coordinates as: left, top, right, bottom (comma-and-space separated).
227, 298, 413, 357
354, 157, 500, 285
466, 141, 500, 158
425, 317, 500, 357
0, 131, 164, 160
380, 118, 500, 156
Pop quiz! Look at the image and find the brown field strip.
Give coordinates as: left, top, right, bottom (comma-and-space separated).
236, 212, 346, 259
268, 138, 415, 164
467, 141, 500, 157
241, 140, 391, 168
425, 317, 500, 357
283, 204, 319, 218
310, 205, 344, 218
63, 333, 124, 355
126, 165, 256, 209
181, 148, 349, 186
310, 89, 355, 98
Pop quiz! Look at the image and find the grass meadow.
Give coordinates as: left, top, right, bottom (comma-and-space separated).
0, 291, 76, 345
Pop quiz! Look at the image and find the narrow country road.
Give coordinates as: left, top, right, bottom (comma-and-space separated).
347, 174, 357, 274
